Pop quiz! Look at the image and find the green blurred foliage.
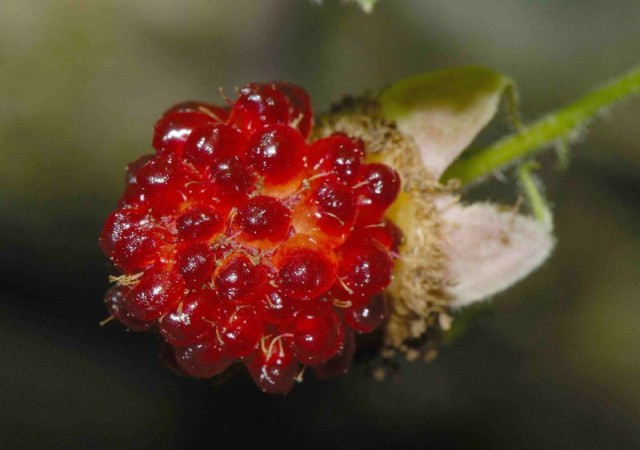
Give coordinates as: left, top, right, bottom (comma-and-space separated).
1, 1, 639, 448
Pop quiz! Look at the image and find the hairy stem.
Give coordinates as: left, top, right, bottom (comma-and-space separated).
517, 161, 553, 230
442, 65, 640, 185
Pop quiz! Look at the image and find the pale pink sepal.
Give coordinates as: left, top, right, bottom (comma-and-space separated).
438, 200, 554, 308
379, 66, 513, 180
395, 95, 503, 179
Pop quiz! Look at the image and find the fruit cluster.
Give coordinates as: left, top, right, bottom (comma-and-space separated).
100, 82, 402, 393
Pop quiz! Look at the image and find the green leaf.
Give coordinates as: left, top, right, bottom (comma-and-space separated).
379, 66, 515, 179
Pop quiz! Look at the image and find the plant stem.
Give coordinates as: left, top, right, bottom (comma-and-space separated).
441, 66, 640, 185
517, 161, 553, 230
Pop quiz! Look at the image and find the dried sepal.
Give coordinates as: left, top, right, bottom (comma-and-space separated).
318, 76, 555, 360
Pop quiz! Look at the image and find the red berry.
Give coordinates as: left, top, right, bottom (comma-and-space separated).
211, 156, 256, 205
228, 83, 292, 138
292, 303, 344, 365
247, 125, 306, 196
119, 154, 154, 208
344, 293, 387, 333
308, 135, 364, 185
335, 237, 393, 299
174, 242, 215, 287
355, 218, 404, 253
123, 270, 185, 321
136, 154, 198, 214
218, 306, 265, 358
119, 186, 146, 209
100, 81, 401, 391
176, 205, 226, 242
125, 154, 155, 186
247, 335, 298, 394
159, 289, 215, 346
175, 338, 233, 378
213, 253, 268, 305
274, 82, 313, 138
182, 123, 247, 170
112, 227, 170, 273
208, 295, 231, 321
100, 208, 147, 256
260, 288, 299, 325
104, 285, 154, 332
100, 208, 170, 272
355, 163, 401, 225
153, 102, 226, 156
292, 179, 357, 247
312, 328, 355, 379
232, 195, 291, 249
274, 234, 338, 300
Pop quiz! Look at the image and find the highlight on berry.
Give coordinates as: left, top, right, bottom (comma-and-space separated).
99, 82, 402, 394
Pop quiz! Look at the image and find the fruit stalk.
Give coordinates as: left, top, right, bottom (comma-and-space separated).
442, 65, 640, 185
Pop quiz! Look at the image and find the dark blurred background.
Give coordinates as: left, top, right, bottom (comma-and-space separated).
1, 0, 639, 448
